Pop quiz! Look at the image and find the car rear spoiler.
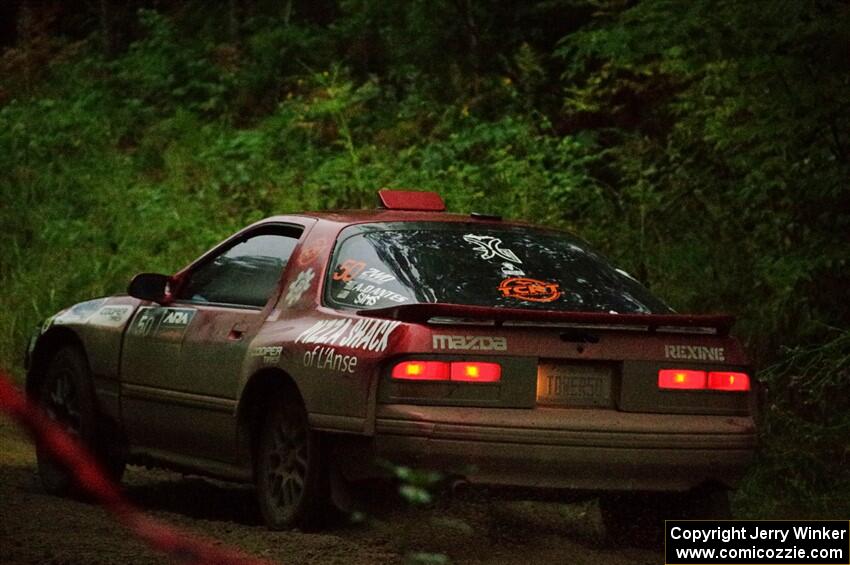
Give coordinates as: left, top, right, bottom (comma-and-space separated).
361, 303, 735, 336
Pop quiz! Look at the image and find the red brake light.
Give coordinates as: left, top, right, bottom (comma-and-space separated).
708, 371, 750, 391
391, 361, 501, 382
658, 369, 706, 390
450, 362, 501, 383
392, 361, 449, 381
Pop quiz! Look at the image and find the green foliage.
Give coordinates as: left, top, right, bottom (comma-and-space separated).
736, 330, 850, 518
1, 0, 847, 516
554, 0, 850, 359
393, 465, 443, 506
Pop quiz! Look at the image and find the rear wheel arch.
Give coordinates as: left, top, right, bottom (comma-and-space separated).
236, 368, 306, 467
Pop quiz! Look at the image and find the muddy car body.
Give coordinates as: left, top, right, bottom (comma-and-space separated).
25, 190, 756, 530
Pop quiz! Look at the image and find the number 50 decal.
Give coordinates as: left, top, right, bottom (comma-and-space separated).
333, 259, 366, 282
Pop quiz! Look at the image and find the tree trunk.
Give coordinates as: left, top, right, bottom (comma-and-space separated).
450, 0, 481, 93
228, 0, 239, 42
98, 0, 117, 58
283, 0, 293, 26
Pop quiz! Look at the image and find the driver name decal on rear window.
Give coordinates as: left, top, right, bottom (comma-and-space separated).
337, 282, 408, 306
358, 267, 396, 285
296, 318, 402, 352
463, 234, 522, 264
283, 268, 315, 307
332, 260, 410, 307
498, 277, 561, 303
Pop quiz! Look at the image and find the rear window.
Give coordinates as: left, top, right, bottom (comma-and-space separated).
325, 223, 671, 314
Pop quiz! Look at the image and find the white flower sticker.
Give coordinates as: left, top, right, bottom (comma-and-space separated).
284, 268, 315, 307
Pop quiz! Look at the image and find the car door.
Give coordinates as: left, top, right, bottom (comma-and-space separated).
121, 223, 304, 462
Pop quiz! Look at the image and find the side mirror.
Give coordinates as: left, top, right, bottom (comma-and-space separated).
128, 273, 171, 304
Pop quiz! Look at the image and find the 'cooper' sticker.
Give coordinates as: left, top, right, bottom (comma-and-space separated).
251, 346, 283, 365
498, 277, 561, 303
90, 305, 134, 327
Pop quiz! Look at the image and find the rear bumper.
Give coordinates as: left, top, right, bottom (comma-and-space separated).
365, 405, 756, 492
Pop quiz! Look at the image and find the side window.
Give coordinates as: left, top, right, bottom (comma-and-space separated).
178, 231, 300, 307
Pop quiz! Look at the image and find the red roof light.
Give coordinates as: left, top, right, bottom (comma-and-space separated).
378, 189, 446, 211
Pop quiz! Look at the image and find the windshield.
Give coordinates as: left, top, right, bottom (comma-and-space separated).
325, 223, 671, 314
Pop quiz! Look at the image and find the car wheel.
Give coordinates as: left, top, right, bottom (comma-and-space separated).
255, 398, 326, 530
36, 346, 126, 494
600, 486, 731, 546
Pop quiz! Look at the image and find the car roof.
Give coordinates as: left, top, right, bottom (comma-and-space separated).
268, 209, 541, 229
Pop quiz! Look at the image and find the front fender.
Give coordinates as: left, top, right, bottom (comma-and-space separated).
25, 297, 141, 421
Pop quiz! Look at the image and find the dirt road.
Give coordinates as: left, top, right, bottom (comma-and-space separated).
0, 417, 657, 564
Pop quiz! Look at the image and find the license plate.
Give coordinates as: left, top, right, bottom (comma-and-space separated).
536, 362, 614, 407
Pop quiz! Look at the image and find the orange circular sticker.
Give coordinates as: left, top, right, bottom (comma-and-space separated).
498, 277, 561, 303
297, 238, 329, 266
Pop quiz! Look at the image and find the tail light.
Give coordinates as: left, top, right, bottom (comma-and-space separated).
659, 369, 750, 391
392, 361, 501, 383
658, 369, 706, 390
708, 371, 750, 391
392, 361, 449, 381
450, 362, 501, 382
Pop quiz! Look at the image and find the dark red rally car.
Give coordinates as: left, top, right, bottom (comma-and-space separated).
25, 190, 756, 532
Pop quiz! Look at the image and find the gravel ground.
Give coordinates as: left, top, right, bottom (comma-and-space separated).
0, 417, 658, 565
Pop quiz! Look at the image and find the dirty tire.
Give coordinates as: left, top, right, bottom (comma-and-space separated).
36, 346, 124, 495
256, 398, 326, 530
600, 486, 731, 547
